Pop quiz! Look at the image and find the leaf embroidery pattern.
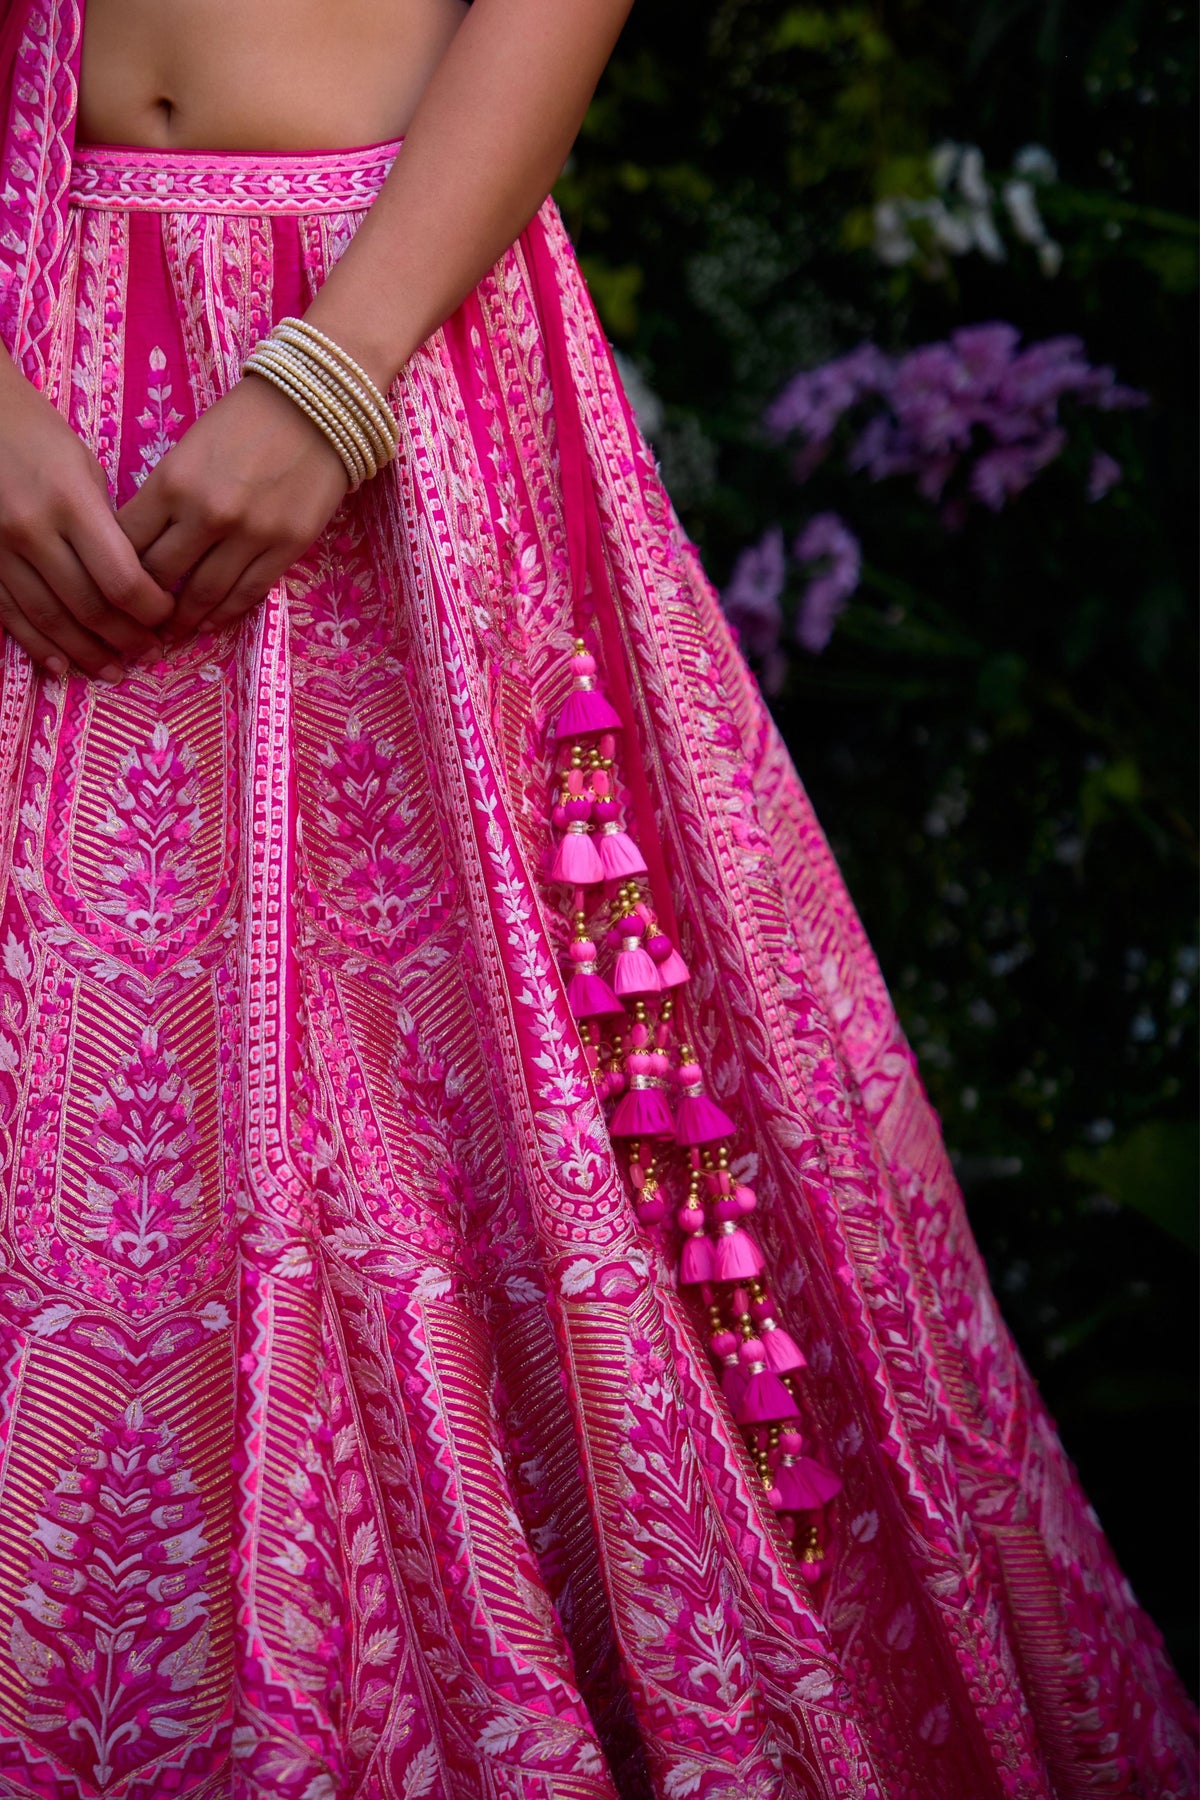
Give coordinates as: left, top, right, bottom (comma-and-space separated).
12, 1399, 211, 1789
79, 1027, 205, 1269
132, 346, 185, 489
94, 722, 202, 942
315, 717, 416, 937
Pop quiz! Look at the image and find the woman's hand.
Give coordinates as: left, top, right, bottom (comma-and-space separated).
116, 374, 350, 647
0, 356, 173, 680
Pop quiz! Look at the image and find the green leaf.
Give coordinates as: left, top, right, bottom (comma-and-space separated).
1065, 1121, 1200, 1252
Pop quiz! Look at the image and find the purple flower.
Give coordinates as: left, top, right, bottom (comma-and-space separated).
767, 323, 1147, 518
1087, 451, 1122, 501
969, 430, 1066, 509
766, 344, 890, 445
722, 527, 786, 687
793, 514, 862, 653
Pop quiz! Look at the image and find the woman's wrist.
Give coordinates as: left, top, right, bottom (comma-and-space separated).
295, 290, 412, 394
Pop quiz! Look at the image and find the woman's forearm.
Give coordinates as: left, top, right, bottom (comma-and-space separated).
300, 0, 634, 388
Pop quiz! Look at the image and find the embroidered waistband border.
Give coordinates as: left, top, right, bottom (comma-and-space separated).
69, 139, 403, 216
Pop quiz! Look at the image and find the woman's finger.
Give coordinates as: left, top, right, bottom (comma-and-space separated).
0, 582, 70, 678
68, 493, 174, 627
197, 550, 286, 633
114, 466, 176, 556
142, 520, 229, 611
25, 535, 160, 660
0, 554, 126, 683
169, 536, 264, 639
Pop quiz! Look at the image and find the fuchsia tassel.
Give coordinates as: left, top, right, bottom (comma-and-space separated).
751, 1297, 807, 1374
677, 1196, 713, 1284
712, 1329, 745, 1408
775, 1429, 842, 1509
609, 1080, 675, 1138
654, 947, 691, 988
712, 1207, 765, 1281
566, 918, 622, 1019
733, 1339, 798, 1426
567, 970, 623, 1019
674, 1052, 736, 1146
610, 1018, 674, 1138
552, 644, 621, 739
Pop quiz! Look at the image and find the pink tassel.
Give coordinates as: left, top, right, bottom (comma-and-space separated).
675, 1091, 735, 1146
551, 822, 604, 886
674, 1054, 735, 1145
567, 969, 623, 1019
776, 1431, 841, 1509
712, 1330, 745, 1408
759, 1321, 807, 1374
596, 818, 648, 880
566, 918, 623, 1018
712, 1209, 765, 1281
553, 645, 622, 739
655, 947, 690, 988
733, 1340, 797, 1426
677, 1196, 712, 1284
609, 1080, 675, 1138
752, 1299, 807, 1373
613, 913, 661, 997
679, 1231, 714, 1284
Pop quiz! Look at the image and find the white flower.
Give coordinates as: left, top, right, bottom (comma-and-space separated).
957, 145, 990, 209
872, 198, 917, 266
1014, 142, 1059, 183
1002, 178, 1048, 245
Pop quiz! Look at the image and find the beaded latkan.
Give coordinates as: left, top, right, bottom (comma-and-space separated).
545, 640, 842, 1572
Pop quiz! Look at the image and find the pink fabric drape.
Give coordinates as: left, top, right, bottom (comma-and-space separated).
0, 7, 1194, 1797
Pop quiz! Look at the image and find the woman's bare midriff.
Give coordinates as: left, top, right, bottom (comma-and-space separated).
78, 0, 469, 151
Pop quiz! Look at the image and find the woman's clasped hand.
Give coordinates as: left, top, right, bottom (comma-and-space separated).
0, 362, 352, 680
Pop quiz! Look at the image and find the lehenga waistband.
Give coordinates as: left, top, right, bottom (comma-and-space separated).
68, 139, 403, 216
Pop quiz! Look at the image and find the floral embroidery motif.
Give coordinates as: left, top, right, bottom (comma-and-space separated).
94, 721, 202, 942
315, 716, 416, 938
80, 1028, 204, 1269
131, 346, 185, 488
12, 1401, 211, 1789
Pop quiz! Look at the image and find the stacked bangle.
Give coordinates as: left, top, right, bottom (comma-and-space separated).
242, 317, 399, 490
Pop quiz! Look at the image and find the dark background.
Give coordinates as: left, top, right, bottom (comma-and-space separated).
560, 0, 1198, 1687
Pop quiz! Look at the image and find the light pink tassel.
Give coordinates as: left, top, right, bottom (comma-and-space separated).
550, 768, 604, 885
612, 910, 661, 997
591, 772, 647, 879
595, 814, 649, 880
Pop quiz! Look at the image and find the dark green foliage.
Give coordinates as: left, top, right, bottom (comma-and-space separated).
561, 0, 1198, 1684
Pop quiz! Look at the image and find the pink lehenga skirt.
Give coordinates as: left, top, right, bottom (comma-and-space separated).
0, 140, 1190, 1800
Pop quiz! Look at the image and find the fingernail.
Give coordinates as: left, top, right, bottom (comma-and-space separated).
136, 645, 161, 669
98, 663, 125, 686
45, 656, 67, 679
